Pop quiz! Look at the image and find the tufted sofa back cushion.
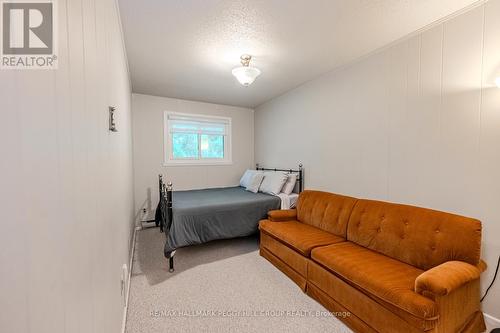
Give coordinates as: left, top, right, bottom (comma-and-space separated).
297, 190, 358, 238
347, 199, 482, 270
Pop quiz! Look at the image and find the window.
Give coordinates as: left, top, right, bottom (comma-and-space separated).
164, 112, 232, 165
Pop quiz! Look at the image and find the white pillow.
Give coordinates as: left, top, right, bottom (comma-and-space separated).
245, 173, 264, 193
239, 169, 257, 188
259, 172, 288, 196
281, 174, 297, 195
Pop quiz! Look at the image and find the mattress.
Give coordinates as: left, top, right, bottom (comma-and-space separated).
277, 192, 299, 210
164, 186, 281, 254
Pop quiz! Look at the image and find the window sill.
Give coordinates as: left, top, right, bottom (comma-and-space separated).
163, 160, 233, 167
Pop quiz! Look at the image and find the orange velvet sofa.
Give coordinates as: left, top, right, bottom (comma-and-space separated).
259, 190, 486, 333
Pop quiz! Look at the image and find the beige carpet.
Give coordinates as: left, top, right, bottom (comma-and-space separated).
125, 228, 353, 333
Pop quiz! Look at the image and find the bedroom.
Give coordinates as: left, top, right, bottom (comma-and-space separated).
1, 0, 500, 333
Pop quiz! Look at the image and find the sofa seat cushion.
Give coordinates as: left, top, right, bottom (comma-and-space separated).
311, 242, 438, 321
259, 220, 345, 256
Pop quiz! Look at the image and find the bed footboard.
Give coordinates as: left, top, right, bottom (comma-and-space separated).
159, 175, 176, 272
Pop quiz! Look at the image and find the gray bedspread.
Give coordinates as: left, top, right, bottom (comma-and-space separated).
164, 186, 281, 254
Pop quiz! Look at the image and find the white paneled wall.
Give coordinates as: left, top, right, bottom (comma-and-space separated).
132, 93, 254, 221
0, 0, 134, 332
255, 0, 500, 319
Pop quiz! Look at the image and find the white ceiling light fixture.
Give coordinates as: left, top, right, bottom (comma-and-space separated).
232, 54, 261, 87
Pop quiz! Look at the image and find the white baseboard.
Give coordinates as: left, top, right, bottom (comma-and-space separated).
121, 226, 139, 333
485, 313, 500, 331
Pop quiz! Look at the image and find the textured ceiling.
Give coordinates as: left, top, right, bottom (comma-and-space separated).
118, 0, 482, 108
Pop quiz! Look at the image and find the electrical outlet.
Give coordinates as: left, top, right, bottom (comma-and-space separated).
142, 208, 147, 214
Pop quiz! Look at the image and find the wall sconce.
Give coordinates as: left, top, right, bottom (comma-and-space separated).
495, 77, 500, 88
109, 106, 117, 132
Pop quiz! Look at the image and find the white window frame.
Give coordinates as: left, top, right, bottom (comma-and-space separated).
163, 111, 232, 166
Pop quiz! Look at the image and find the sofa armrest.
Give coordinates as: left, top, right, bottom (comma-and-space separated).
415, 260, 486, 297
267, 209, 297, 222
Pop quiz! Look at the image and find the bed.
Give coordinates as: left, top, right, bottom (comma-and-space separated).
157, 164, 304, 272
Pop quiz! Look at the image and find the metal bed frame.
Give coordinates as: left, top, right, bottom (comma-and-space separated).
157, 163, 304, 273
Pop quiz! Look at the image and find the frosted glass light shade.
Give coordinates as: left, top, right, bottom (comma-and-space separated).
232, 66, 261, 86
495, 77, 500, 88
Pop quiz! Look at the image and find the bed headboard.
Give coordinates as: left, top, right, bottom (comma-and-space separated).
255, 163, 304, 193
